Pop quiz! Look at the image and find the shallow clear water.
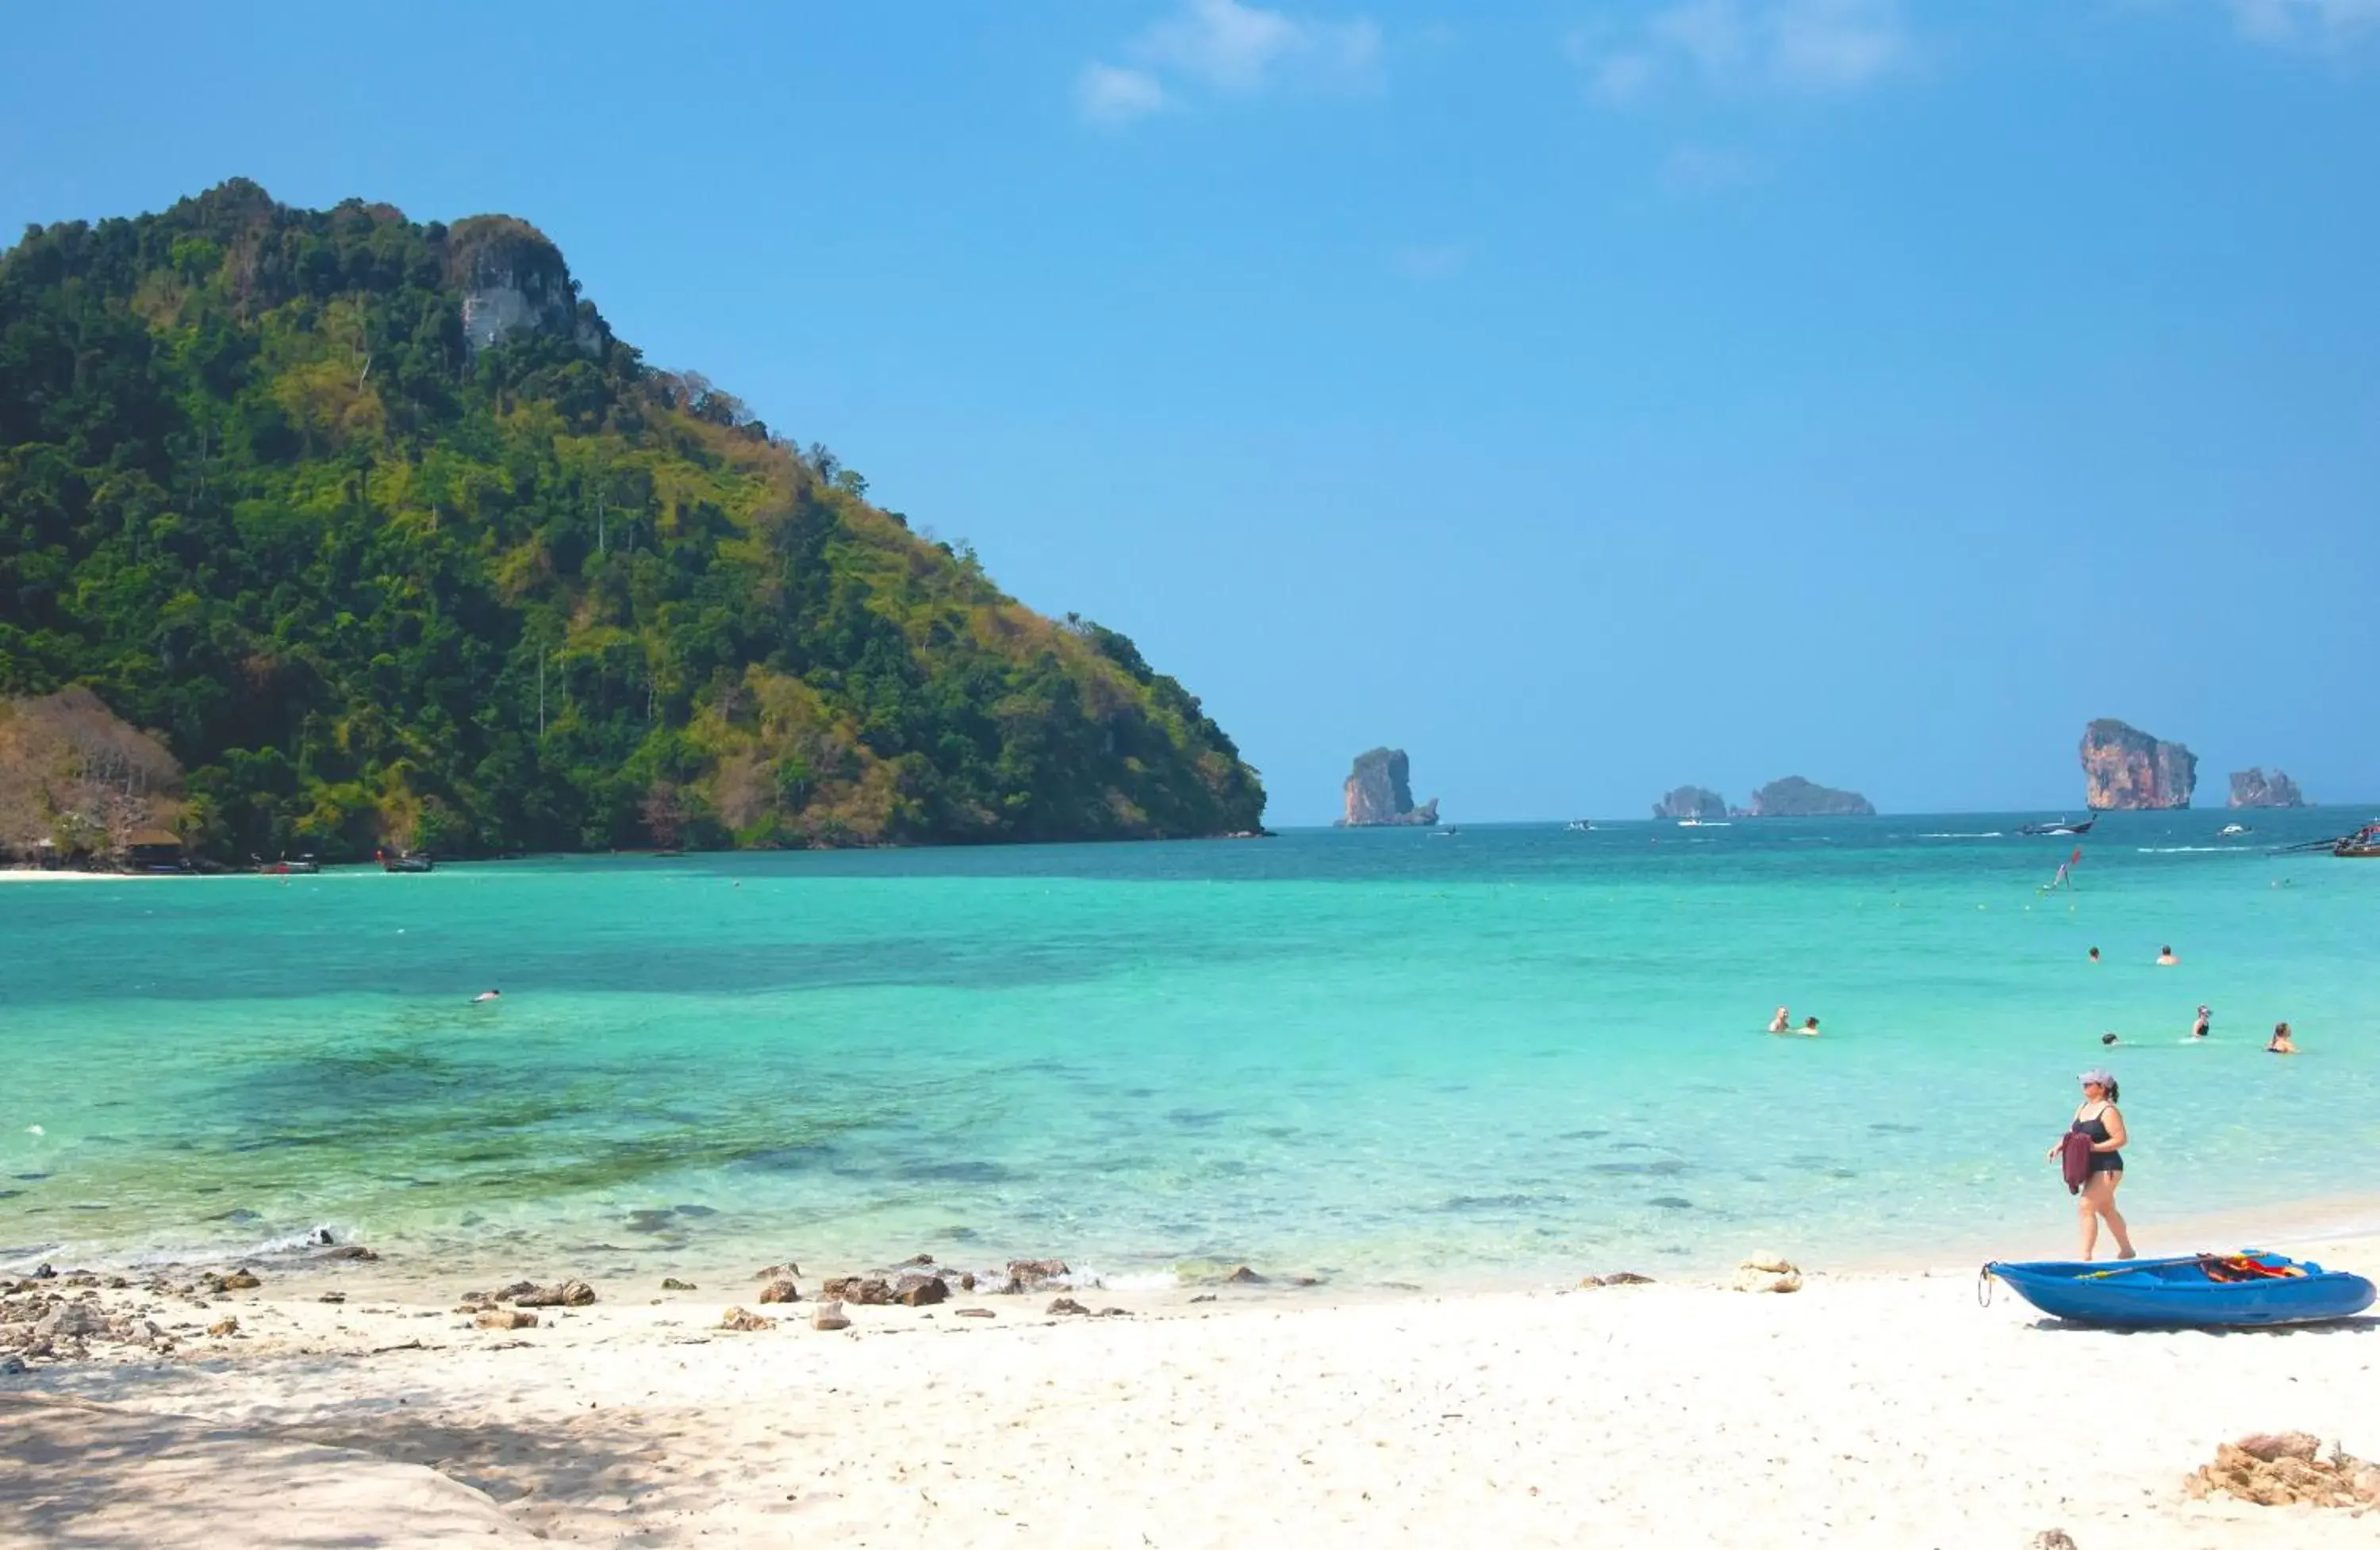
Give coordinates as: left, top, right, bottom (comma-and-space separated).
3, 810, 2374, 1287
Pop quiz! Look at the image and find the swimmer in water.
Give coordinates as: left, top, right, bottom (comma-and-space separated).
1798, 1016, 1821, 1038
2156, 945, 2178, 966
2087, 946, 2100, 964
1768, 1006, 1791, 1034
2190, 1004, 2209, 1040
2101, 1032, 2119, 1045
2267, 1022, 2297, 1055
472, 989, 501, 1003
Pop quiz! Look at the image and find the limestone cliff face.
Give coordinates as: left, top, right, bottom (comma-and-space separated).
445, 216, 600, 355
2228, 768, 2306, 808
1748, 777, 1875, 818
2080, 719, 2196, 809
1652, 785, 1728, 820
1339, 747, 1439, 827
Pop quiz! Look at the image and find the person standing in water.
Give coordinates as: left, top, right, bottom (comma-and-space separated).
2087, 946, 2101, 964
2048, 1069, 2135, 1260
2267, 1022, 2298, 1055
1768, 1007, 1791, 1034
2156, 945, 2179, 965
2190, 1005, 2210, 1040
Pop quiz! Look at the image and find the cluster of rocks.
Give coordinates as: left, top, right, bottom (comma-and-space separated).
455, 1279, 595, 1314
779, 1254, 1077, 1308
2, 1290, 170, 1367
700, 1253, 1157, 1333
1046, 1297, 1131, 1317
2184, 1431, 2380, 1511
1574, 1256, 1801, 1293
0, 1260, 290, 1367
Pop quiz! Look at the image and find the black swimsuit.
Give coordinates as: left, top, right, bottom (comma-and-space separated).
2071, 1108, 2122, 1175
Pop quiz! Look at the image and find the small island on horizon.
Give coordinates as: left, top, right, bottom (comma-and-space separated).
1338, 748, 1439, 827
2081, 719, 2197, 810
1649, 779, 1874, 819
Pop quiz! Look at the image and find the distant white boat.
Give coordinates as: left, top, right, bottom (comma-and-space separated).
1677, 819, 1732, 828
2219, 823, 2251, 838
1565, 819, 1594, 832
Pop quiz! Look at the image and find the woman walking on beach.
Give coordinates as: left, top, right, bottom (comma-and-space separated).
2051, 1069, 2135, 1260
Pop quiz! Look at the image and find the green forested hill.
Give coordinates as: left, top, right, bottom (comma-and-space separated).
0, 181, 1264, 860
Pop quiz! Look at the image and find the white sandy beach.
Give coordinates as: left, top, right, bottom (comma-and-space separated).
6, 1233, 2378, 1548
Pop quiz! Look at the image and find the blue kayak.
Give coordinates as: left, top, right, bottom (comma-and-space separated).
1985, 1251, 2376, 1329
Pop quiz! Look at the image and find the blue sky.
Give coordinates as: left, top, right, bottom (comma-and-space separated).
5, 2, 2376, 821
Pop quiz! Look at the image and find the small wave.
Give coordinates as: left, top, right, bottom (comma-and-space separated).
1918, 831, 2005, 839
115, 1222, 355, 1269
1059, 1265, 1180, 1291
2135, 846, 2230, 854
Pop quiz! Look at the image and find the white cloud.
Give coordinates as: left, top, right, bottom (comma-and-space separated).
1077, 0, 1384, 124
1078, 63, 1170, 124
1587, 50, 1660, 104
2230, 0, 2380, 46
1771, 0, 1910, 87
1571, 0, 1913, 105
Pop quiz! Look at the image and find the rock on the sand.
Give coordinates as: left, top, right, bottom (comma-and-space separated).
719, 1306, 777, 1333
1730, 1255, 1803, 1294
512, 1279, 596, 1308
895, 1274, 947, 1307
36, 1303, 111, 1339
823, 1276, 892, 1306
474, 1309, 539, 1330
812, 1300, 850, 1331
1047, 1297, 1091, 1316
1003, 1259, 1069, 1293
758, 1278, 800, 1304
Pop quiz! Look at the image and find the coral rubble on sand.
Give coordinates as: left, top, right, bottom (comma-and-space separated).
2183, 1432, 2380, 1510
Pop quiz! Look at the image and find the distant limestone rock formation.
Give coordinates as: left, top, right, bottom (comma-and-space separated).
1653, 785, 1729, 820
1339, 748, 1439, 827
1748, 777, 1875, 818
2081, 719, 2197, 810
2228, 768, 2306, 808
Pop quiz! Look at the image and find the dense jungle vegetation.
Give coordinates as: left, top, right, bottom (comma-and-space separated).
0, 181, 1264, 861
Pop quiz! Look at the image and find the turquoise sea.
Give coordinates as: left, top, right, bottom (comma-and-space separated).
3, 810, 2375, 1289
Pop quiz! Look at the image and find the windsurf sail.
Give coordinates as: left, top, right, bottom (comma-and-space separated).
2043, 845, 2082, 892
